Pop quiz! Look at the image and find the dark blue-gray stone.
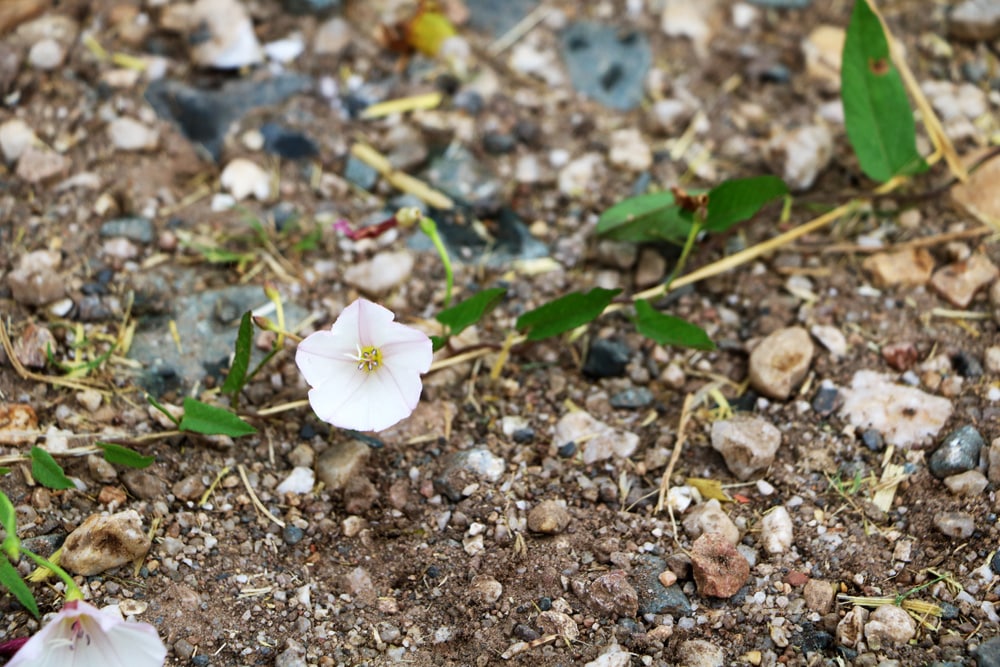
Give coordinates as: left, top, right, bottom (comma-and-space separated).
793, 623, 833, 654
261, 122, 319, 160
860, 428, 884, 452
811, 385, 839, 416
465, 0, 539, 37
408, 204, 548, 268
100, 217, 155, 244
583, 338, 630, 378
343, 155, 378, 190
610, 387, 654, 409
992, 550, 1000, 574
928, 425, 985, 478
557, 441, 577, 458
482, 131, 516, 155
559, 22, 650, 111
128, 272, 307, 394
633, 554, 691, 615
423, 145, 502, 206
283, 525, 305, 545
973, 637, 1000, 667
145, 74, 312, 161
951, 350, 983, 378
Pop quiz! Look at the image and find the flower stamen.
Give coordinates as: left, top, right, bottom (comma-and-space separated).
351, 344, 383, 372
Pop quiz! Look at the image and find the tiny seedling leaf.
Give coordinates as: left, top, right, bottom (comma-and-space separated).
634, 300, 716, 350
97, 442, 155, 469
516, 288, 621, 341
595, 191, 693, 245
0, 557, 38, 618
435, 287, 507, 337
704, 176, 789, 232
179, 398, 257, 437
841, 0, 927, 182
30, 447, 75, 491
221, 311, 253, 396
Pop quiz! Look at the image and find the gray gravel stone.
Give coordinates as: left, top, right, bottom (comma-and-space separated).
748, 326, 814, 399
434, 448, 506, 501
100, 217, 155, 244
316, 439, 369, 491
710, 415, 782, 481
122, 469, 167, 500
929, 425, 985, 478
934, 511, 975, 538
974, 636, 1000, 667
633, 554, 691, 615
676, 639, 725, 667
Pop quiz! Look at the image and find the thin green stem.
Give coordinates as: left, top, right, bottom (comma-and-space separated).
21, 550, 83, 602
419, 217, 454, 307
662, 216, 705, 293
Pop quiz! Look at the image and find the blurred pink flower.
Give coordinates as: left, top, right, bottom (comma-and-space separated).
7, 599, 166, 667
296, 298, 432, 432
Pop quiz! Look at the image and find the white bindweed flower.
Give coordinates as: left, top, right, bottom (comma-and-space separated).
296, 298, 433, 432
8, 599, 166, 667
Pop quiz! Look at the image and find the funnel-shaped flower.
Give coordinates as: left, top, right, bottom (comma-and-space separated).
7, 599, 166, 667
296, 298, 433, 432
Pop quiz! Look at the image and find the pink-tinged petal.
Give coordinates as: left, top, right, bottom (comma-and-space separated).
306, 366, 371, 428
352, 366, 417, 432
295, 330, 358, 389
348, 299, 396, 347
380, 336, 433, 374
7, 601, 165, 667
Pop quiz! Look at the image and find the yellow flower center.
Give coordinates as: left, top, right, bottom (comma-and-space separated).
354, 345, 382, 372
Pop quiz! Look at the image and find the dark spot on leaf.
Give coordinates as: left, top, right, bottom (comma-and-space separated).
868, 57, 890, 75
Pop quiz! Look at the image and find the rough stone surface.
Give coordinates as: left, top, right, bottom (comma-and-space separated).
711, 415, 782, 480
943, 469, 988, 496
803, 578, 835, 614
527, 499, 571, 534
586, 570, 639, 618
682, 499, 740, 546
537, 610, 578, 640
690, 533, 750, 598
765, 124, 833, 191
676, 639, 725, 667
930, 254, 999, 308
934, 511, 976, 538
554, 410, 639, 464
862, 248, 935, 287
864, 604, 916, 648
760, 506, 793, 554
434, 448, 506, 501
61, 510, 152, 576
839, 371, 953, 448
948, 0, 1000, 41
748, 326, 814, 399
343, 251, 415, 296
929, 425, 985, 478
315, 439, 370, 491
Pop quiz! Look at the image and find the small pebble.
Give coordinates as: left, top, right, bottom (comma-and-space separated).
690, 533, 750, 598
748, 327, 814, 400
928, 425, 985, 478
934, 511, 976, 538
711, 415, 782, 481
676, 639, 725, 667
527, 499, 571, 534
942, 470, 988, 496
282, 525, 305, 546
760, 506, 793, 554
864, 604, 916, 648
586, 570, 639, 618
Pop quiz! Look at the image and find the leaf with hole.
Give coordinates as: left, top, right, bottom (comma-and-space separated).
222, 311, 253, 396
841, 0, 927, 182
704, 176, 788, 232
595, 191, 693, 245
516, 288, 621, 341
634, 300, 716, 350
179, 398, 257, 437
30, 447, 75, 490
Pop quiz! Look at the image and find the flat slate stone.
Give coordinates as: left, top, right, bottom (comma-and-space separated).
559, 22, 650, 111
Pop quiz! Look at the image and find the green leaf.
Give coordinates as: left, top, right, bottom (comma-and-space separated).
97, 442, 155, 469
516, 288, 621, 341
221, 311, 253, 396
0, 491, 19, 561
146, 394, 180, 426
0, 557, 38, 618
179, 398, 257, 437
595, 191, 693, 245
0, 468, 8, 476
435, 288, 507, 337
841, 0, 927, 182
30, 447, 75, 491
704, 176, 788, 232
430, 335, 447, 352
634, 300, 716, 350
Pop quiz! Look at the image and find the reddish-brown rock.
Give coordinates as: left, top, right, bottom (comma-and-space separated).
690, 533, 750, 598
